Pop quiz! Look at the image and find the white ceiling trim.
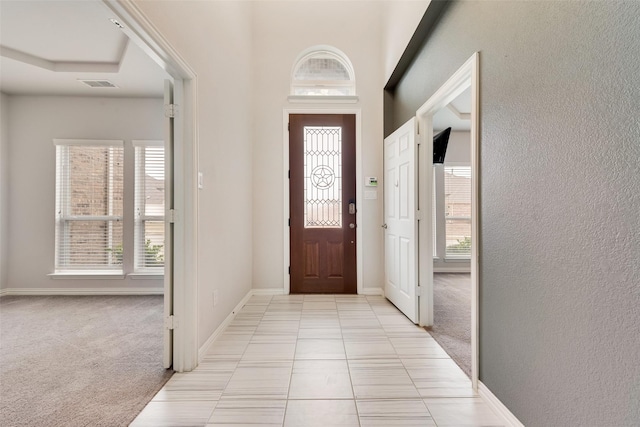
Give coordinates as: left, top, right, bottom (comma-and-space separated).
446, 103, 471, 121
0, 38, 129, 74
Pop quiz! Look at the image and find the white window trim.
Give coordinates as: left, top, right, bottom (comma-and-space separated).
48, 272, 126, 279
53, 139, 124, 274
290, 45, 357, 97
288, 95, 359, 104
53, 139, 124, 147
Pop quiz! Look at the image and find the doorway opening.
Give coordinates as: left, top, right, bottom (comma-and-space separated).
428, 89, 473, 377
416, 52, 480, 389
103, 0, 199, 372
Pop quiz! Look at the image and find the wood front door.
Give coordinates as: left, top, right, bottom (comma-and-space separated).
289, 114, 356, 294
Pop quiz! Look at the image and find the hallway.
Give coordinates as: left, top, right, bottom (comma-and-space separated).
132, 294, 505, 426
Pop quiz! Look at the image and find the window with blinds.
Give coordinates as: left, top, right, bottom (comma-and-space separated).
444, 166, 471, 257
134, 141, 165, 271
291, 48, 356, 96
54, 140, 124, 271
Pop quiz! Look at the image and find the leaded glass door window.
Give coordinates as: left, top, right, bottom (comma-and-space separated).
304, 126, 342, 228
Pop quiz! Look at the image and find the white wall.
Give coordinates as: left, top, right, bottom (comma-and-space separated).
443, 131, 471, 165
251, 1, 385, 291
0, 93, 9, 290
133, 0, 254, 348
382, 0, 431, 82
6, 96, 164, 291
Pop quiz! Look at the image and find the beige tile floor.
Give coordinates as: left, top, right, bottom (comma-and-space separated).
131, 294, 505, 427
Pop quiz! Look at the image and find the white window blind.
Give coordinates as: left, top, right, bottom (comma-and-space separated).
433, 170, 437, 255
444, 166, 471, 257
54, 140, 124, 271
134, 141, 165, 271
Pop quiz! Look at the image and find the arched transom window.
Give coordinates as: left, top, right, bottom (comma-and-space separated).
291, 47, 356, 97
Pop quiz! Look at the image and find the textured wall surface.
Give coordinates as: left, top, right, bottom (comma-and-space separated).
0, 93, 9, 290
134, 0, 255, 348
389, 1, 640, 425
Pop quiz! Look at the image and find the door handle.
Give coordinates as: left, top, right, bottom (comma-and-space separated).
381, 224, 388, 229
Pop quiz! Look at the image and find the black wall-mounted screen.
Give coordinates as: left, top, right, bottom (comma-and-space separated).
433, 127, 451, 164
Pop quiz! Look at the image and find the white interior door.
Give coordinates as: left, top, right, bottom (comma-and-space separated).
163, 79, 174, 369
384, 118, 418, 323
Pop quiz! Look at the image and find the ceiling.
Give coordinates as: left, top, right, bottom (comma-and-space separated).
0, 0, 169, 97
433, 86, 472, 132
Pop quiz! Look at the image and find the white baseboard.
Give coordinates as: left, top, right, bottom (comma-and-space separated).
360, 287, 384, 296
478, 381, 525, 427
252, 288, 285, 295
198, 289, 254, 362
0, 287, 164, 296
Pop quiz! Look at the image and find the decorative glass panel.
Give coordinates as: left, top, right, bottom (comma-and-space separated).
304, 126, 342, 228
295, 58, 350, 81
291, 48, 356, 96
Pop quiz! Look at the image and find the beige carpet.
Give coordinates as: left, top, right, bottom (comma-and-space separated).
426, 273, 471, 377
0, 295, 173, 427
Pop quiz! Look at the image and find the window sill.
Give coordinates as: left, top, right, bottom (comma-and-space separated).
288, 95, 359, 104
49, 271, 125, 280
128, 273, 164, 280
444, 257, 471, 262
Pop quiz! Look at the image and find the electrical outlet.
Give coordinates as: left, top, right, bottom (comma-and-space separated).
213, 290, 219, 307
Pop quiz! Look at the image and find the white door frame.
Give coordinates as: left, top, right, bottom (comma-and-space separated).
102, 0, 199, 372
283, 108, 363, 295
416, 52, 480, 389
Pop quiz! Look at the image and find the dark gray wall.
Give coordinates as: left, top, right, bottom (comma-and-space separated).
387, 1, 640, 426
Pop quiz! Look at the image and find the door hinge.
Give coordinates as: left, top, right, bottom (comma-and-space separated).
168, 209, 178, 223
165, 315, 177, 330
416, 286, 421, 296
164, 103, 178, 118
416, 122, 420, 135
288, 266, 291, 275
288, 218, 291, 227
416, 209, 423, 221
288, 170, 291, 179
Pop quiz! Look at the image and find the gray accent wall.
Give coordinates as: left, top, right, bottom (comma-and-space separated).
387, 1, 640, 425
0, 93, 9, 290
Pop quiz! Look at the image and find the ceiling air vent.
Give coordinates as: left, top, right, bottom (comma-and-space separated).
79, 79, 118, 88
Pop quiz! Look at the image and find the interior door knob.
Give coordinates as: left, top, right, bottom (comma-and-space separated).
381, 224, 388, 229
349, 223, 356, 229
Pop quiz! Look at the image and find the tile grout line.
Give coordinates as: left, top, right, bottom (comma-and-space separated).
370, 296, 440, 426
337, 299, 362, 427
281, 295, 301, 427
